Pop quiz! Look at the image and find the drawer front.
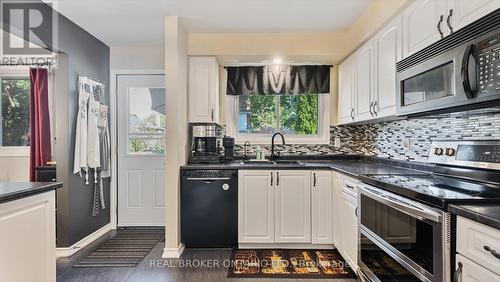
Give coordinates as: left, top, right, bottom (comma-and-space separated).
457, 216, 500, 276
342, 175, 358, 198
455, 254, 500, 282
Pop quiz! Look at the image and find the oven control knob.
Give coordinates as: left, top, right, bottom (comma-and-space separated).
445, 148, 456, 156
434, 147, 444, 156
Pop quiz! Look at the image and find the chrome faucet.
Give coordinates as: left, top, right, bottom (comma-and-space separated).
270, 132, 286, 160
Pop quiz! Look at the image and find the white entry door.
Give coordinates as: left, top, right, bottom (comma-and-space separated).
117, 74, 165, 226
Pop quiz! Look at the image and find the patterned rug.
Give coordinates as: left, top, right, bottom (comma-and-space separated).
228, 249, 356, 279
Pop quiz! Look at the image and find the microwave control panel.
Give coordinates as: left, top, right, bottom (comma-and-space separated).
478, 32, 500, 96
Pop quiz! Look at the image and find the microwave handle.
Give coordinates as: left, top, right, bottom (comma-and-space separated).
461, 44, 479, 99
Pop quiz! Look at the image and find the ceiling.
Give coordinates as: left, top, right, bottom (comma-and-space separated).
48, 0, 372, 47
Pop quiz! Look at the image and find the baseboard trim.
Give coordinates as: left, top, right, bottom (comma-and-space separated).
56, 223, 113, 258
162, 243, 185, 258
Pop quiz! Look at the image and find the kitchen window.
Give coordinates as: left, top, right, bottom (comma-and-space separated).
0, 76, 30, 156
227, 93, 330, 144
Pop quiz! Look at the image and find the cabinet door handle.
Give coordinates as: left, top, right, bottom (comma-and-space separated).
355, 207, 359, 217
437, 15, 444, 38
369, 102, 374, 116
373, 101, 378, 116
277, 172, 279, 186
351, 108, 355, 120
313, 173, 317, 187
270, 172, 273, 186
446, 9, 453, 33
211, 109, 214, 121
484, 245, 500, 260
453, 262, 463, 282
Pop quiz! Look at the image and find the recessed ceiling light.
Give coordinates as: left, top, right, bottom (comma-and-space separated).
273, 58, 283, 64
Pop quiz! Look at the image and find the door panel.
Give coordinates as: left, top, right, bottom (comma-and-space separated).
374, 15, 401, 118
339, 56, 355, 124
117, 74, 165, 226
238, 170, 274, 243
275, 170, 311, 243
356, 40, 374, 121
403, 0, 443, 58
332, 173, 343, 250
341, 191, 358, 271
312, 171, 333, 244
154, 169, 166, 207
449, 0, 500, 33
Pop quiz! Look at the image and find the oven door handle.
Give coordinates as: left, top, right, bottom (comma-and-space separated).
359, 184, 443, 223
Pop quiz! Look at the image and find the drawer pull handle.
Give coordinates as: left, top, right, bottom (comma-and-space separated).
453, 262, 462, 282
484, 245, 500, 260
345, 184, 355, 190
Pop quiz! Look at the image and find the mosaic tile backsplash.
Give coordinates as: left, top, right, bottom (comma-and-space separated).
234, 109, 500, 163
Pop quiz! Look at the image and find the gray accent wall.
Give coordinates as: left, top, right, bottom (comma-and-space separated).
1, 0, 110, 247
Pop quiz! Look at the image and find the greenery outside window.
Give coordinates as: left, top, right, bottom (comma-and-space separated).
0, 77, 30, 153
229, 93, 330, 144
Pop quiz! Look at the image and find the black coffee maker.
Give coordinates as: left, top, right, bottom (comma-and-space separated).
189, 123, 223, 164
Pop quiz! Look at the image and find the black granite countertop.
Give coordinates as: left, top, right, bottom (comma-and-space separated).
181, 156, 430, 178
0, 182, 63, 204
449, 204, 500, 230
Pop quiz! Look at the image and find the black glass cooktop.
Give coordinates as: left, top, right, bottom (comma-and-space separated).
359, 173, 500, 209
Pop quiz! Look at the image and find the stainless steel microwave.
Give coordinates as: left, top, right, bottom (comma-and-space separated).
397, 27, 500, 116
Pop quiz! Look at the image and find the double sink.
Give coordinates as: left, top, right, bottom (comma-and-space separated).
239, 160, 305, 166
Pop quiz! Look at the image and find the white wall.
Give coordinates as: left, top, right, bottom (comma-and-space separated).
110, 46, 164, 70
163, 16, 188, 258
0, 157, 29, 181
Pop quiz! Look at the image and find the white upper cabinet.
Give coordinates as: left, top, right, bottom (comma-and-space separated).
402, 0, 444, 58
373, 15, 402, 118
311, 171, 333, 244
447, 0, 500, 32
238, 170, 274, 243
188, 57, 220, 123
402, 0, 499, 59
274, 170, 311, 243
355, 39, 374, 122
338, 55, 356, 124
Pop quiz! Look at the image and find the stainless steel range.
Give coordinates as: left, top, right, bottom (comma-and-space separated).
357, 140, 500, 282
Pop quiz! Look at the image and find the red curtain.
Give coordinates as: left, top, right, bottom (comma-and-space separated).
29, 68, 51, 181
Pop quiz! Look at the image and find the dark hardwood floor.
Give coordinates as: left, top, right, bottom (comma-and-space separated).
57, 230, 358, 282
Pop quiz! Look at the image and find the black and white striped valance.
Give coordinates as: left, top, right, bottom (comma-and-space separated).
226, 65, 330, 95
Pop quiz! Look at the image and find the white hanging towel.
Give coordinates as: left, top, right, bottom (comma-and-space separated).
73, 79, 90, 177
87, 92, 101, 171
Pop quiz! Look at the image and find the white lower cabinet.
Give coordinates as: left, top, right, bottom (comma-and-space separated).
340, 189, 359, 272
311, 171, 333, 244
274, 170, 311, 243
332, 172, 343, 249
238, 170, 274, 243
0, 191, 56, 282
239, 170, 332, 245
455, 254, 500, 282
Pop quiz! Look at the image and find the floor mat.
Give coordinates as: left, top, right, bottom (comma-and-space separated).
227, 249, 356, 279
73, 228, 164, 268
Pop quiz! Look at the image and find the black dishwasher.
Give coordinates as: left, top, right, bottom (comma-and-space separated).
181, 169, 237, 248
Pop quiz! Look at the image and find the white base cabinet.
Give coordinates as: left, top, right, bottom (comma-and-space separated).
311, 171, 333, 244
238, 170, 274, 243
0, 191, 56, 282
239, 170, 334, 246
274, 170, 311, 243
455, 254, 500, 282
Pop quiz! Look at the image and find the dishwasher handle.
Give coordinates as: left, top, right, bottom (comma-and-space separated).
185, 177, 231, 181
